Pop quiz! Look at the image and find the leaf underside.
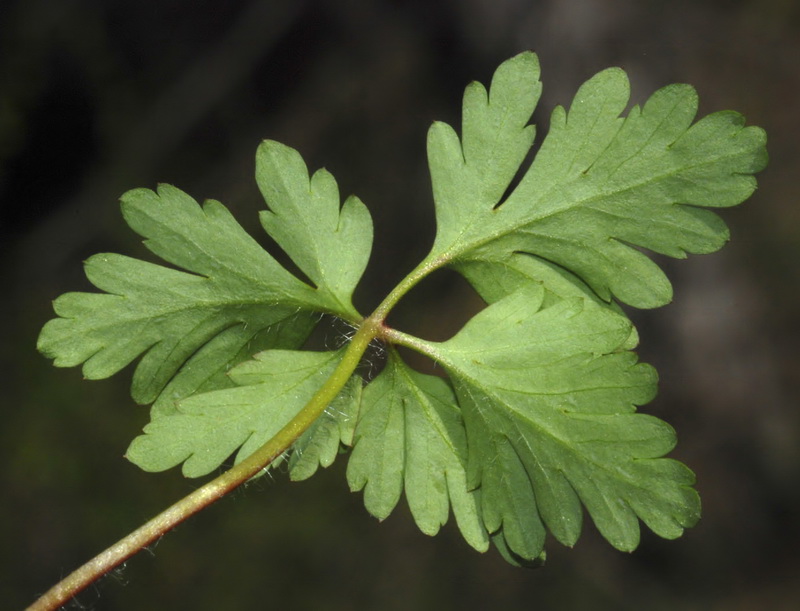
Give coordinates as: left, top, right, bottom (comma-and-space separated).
346, 351, 489, 552
126, 349, 358, 478
428, 51, 767, 309
37, 149, 374, 411
428, 286, 698, 554
37, 51, 766, 566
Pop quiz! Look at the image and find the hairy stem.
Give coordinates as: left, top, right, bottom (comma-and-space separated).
382, 326, 439, 358
27, 318, 379, 611
28, 246, 448, 610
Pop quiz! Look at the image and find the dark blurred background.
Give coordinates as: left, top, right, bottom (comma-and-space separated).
2, 0, 798, 609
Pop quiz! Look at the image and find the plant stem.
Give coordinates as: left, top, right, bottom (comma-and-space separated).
382, 326, 440, 358
372, 252, 448, 320
27, 318, 380, 611
28, 245, 446, 610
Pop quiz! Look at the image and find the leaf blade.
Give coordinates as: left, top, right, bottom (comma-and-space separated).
126, 349, 347, 477
256, 140, 373, 317
38, 170, 372, 407
346, 351, 489, 552
418, 287, 699, 558
427, 52, 767, 308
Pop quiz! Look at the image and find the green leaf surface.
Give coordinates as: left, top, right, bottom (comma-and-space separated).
35, 51, 766, 570
347, 351, 489, 552
427, 52, 542, 255
126, 349, 348, 477
428, 51, 767, 308
288, 374, 361, 482
418, 286, 699, 559
257, 140, 373, 317
150, 313, 317, 419
38, 165, 372, 406
455, 252, 639, 350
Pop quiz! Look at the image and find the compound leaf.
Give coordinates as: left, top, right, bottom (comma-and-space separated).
428, 51, 767, 308
419, 285, 699, 559
35, 51, 766, 572
38, 148, 373, 408
347, 350, 489, 552
126, 349, 353, 477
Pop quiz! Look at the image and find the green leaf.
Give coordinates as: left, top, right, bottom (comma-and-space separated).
257, 140, 373, 317
417, 286, 699, 559
38, 150, 373, 406
427, 51, 767, 308
126, 349, 349, 477
455, 252, 639, 350
347, 351, 489, 552
35, 51, 766, 572
427, 52, 541, 256
150, 313, 317, 419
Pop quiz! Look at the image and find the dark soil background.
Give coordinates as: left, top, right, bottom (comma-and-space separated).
2, 1, 798, 609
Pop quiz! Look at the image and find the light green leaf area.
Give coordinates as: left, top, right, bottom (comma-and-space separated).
126, 349, 348, 478
347, 351, 489, 552
151, 313, 317, 419
38, 171, 372, 407
257, 140, 373, 317
428, 51, 768, 308
455, 252, 638, 350
288, 374, 361, 482
422, 285, 699, 559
